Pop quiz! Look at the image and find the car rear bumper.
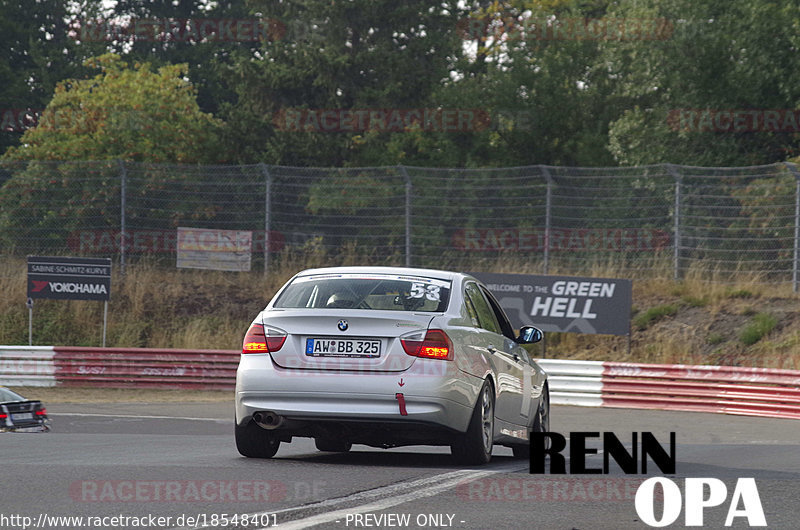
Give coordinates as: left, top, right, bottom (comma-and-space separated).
0, 422, 49, 432
235, 353, 481, 433
237, 391, 472, 432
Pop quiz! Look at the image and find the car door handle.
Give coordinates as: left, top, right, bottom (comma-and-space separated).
487, 346, 497, 354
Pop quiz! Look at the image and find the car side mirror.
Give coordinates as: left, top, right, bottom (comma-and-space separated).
517, 326, 543, 344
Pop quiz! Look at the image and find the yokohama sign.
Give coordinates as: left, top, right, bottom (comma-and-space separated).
453, 228, 670, 252
27, 256, 111, 301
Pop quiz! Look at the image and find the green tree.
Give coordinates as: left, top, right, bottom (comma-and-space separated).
103, 0, 254, 118
220, 0, 467, 165
603, 0, 800, 166
0, 54, 224, 253
368, 0, 620, 167
0, 0, 107, 157
3, 53, 222, 162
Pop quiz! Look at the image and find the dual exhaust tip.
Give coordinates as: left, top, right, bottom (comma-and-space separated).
253, 411, 284, 430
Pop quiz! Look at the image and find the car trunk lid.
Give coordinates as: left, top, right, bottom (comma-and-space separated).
261, 310, 434, 371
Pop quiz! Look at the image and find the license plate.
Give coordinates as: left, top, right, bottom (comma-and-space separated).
11, 412, 34, 421
305, 338, 381, 358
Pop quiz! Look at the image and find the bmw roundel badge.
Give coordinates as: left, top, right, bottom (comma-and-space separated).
337, 319, 348, 331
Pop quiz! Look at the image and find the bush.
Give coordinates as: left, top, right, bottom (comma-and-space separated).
632, 304, 678, 330
739, 313, 778, 346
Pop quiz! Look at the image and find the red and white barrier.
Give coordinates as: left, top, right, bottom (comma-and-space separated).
1, 347, 799, 420
0, 346, 56, 387
0, 346, 238, 390
538, 359, 800, 420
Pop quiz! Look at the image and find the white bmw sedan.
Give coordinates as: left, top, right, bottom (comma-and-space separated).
235, 266, 548, 464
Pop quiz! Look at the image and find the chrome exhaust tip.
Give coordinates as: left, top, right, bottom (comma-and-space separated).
253, 411, 284, 430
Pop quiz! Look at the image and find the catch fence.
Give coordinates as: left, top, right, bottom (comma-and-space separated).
1, 160, 798, 286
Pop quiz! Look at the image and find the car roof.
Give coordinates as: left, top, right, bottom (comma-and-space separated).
295, 266, 464, 282
0, 387, 24, 401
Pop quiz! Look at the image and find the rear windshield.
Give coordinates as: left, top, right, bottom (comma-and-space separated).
274, 273, 451, 312
0, 387, 23, 402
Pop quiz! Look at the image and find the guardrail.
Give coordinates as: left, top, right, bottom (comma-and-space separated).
53, 347, 239, 390
537, 359, 800, 420
2, 347, 799, 419
0, 346, 56, 387
0, 346, 238, 390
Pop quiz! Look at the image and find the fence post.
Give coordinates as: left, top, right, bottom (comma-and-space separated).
666, 164, 682, 281
117, 159, 127, 276
785, 162, 800, 292
259, 163, 272, 277
540, 165, 553, 275
399, 165, 412, 268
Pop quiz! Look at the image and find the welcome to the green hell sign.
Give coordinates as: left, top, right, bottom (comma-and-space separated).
471, 272, 632, 336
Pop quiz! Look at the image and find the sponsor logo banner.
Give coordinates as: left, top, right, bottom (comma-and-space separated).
176, 227, 252, 272
471, 272, 632, 336
27, 256, 111, 301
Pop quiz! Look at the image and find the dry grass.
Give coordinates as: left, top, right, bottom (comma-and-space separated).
2, 254, 799, 369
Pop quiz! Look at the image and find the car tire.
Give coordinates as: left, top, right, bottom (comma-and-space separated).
512, 383, 549, 459
235, 420, 281, 458
531, 382, 550, 444
451, 381, 494, 465
315, 438, 352, 452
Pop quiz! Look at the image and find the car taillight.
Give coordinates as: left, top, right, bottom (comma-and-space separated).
36, 408, 46, 416
401, 329, 453, 361
242, 323, 286, 354
0, 413, 7, 419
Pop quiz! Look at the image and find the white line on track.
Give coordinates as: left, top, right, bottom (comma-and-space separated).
52, 412, 228, 422
271, 469, 498, 530
176, 461, 527, 530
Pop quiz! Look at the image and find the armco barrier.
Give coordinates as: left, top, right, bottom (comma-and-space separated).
537, 359, 800, 420
0, 346, 56, 387
1, 347, 799, 419
0, 346, 239, 390
52, 346, 240, 390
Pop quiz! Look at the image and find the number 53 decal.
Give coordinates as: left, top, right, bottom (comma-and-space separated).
409, 283, 441, 301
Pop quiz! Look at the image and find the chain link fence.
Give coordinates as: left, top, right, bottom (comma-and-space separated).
1, 160, 798, 286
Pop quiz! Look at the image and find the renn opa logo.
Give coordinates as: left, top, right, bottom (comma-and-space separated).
531, 432, 766, 527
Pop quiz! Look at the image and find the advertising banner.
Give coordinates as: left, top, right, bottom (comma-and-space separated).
176, 228, 252, 272
27, 256, 112, 302
470, 272, 632, 336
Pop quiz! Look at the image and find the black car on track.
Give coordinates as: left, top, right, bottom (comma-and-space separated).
0, 386, 49, 432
